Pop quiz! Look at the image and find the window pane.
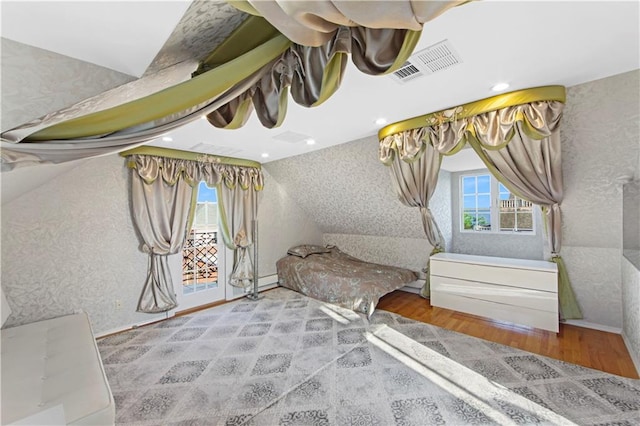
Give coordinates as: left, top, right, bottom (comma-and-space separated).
477, 175, 491, 193
498, 183, 509, 193
462, 212, 475, 229
463, 177, 476, 194
500, 211, 516, 231
463, 195, 476, 209
517, 212, 534, 231
477, 211, 491, 230
477, 194, 491, 208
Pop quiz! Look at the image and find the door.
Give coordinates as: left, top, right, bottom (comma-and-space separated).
176, 182, 225, 311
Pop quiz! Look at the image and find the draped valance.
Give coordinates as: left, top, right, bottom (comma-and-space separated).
1, 1, 468, 171
378, 85, 582, 320
125, 150, 264, 191
379, 86, 566, 164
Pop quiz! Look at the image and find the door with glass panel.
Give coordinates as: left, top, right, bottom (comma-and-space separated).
178, 182, 225, 310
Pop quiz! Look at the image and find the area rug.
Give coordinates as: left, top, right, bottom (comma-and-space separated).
98, 288, 640, 425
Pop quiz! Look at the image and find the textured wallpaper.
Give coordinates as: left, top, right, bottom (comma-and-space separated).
1, 155, 165, 334
258, 169, 323, 276
265, 135, 452, 242
1, 38, 134, 132
622, 256, 640, 370
265, 135, 452, 271
559, 70, 640, 328
450, 168, 545, 260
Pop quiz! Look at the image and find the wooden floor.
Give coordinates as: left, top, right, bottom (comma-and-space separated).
377, 290, 639, 379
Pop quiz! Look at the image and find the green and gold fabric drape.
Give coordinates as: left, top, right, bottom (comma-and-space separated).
127, 149, 264, 312
1, 0, 468, 171
378, 86, 582, 320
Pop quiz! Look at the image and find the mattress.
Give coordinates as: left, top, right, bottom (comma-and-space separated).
1, 312, 115, 425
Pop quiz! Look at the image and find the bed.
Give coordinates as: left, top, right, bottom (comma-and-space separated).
276, 245, 418, 316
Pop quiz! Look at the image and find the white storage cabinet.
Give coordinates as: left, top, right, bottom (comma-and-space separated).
430, 253, 559, 333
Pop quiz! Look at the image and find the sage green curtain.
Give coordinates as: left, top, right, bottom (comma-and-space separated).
128, 154, 264, 308
131, 172, 194, 313
379, 98, 582, 320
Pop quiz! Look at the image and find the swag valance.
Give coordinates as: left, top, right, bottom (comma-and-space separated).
378, 85, 582, 320
127, 152, 264, 191
1, 0, 467, 171
125, 148, 263, 313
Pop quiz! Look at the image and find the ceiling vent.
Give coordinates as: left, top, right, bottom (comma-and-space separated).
389, 39, 462, 84
190, 143, 243, 157
271, 130, 312, 144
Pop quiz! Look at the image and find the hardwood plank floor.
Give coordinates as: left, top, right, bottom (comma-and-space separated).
377, 290, 639, 379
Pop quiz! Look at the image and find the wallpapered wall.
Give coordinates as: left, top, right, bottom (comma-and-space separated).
560, 70, 639, 329
0, 156, 322, 334
265, 135, 453, 273
1, 38, 134, 132
449, 168, 546, 260
0, 155, 166, 334
257, 169, 323, 276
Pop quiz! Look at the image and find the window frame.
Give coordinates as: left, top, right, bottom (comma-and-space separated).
459, 172, 536, 235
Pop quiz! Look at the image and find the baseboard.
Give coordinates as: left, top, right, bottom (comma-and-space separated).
622, 331, 640, 375
399, 286, 421, 294
562, 319, 622, 334
95, 314, 168, 339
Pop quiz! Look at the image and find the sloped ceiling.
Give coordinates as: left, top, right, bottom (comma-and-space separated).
264, 135, 452, 241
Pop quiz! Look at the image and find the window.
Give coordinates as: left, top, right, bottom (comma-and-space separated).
461, 173, 534, 233
182, 182, 219, 294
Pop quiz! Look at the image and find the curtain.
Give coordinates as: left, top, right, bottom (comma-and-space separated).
217, 180, 259, 289
389, 140, 444, 297
378, 87, 582, 319
1, 2, 469, 171
230, 0, 467, 46
131, 172, 194, 313
128, 154, 264, 311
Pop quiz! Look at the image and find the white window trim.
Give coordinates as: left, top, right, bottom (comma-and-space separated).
459, 172, 537, 235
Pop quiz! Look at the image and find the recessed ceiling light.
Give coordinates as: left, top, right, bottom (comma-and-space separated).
261, 153, 269, 158
375, 118, 388, 125
306, 138, 316, 145
162, 136, 173, 142
491, 82, 510, 92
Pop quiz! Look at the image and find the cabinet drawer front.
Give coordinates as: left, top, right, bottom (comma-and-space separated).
431, 276, 558, 313
431, 260, 557, 293
431, 290, 559, 333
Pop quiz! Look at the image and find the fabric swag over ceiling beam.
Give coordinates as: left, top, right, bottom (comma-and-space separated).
378, 86, 582, 320
1, 1, 468, 170
126, 148, 264, 312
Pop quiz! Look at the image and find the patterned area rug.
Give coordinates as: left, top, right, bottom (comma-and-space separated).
98, 288, 640, 425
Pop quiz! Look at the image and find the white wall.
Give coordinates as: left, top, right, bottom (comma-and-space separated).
1, 154, 165, 334
560, 70, 639, 329
257, 169, 323, 276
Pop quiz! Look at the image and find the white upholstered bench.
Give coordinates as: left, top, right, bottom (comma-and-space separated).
1, 312, 115, 425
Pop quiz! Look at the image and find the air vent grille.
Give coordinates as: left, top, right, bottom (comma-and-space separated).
272, 130, 311, 144
389, 39, 462, 84
190, 143, 242, 157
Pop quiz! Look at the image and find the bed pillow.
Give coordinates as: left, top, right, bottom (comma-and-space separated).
287, 244, 331, 258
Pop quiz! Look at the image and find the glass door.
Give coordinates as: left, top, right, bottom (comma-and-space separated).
177, 182, 225, 311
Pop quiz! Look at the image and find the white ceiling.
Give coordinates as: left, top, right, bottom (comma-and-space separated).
2, 1, 639, 171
